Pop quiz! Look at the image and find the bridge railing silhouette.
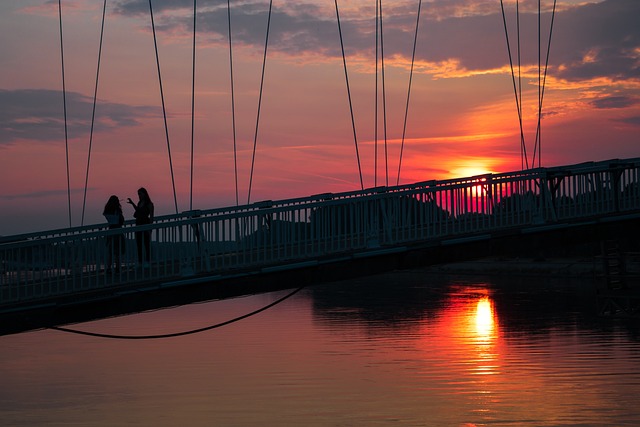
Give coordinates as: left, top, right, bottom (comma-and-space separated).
1, 157, 639, 307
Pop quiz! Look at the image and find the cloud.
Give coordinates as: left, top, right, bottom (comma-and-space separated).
112, 0, 503, 72
111, 0, 639, 85
0, 187, 84, 201
113, 0, 349, 58
591, 95, 638, 109
411, 0, 640, 84
615, 116, 640, 126
113, 0, 193, 16
0, 89, 158, 145
551, 0, 639, 82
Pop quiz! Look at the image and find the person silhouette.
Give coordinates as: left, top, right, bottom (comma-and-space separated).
127, 187, 154, 266
103, 195, 125, 273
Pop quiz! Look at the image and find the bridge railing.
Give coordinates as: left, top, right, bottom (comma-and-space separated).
1, 157, 639, 306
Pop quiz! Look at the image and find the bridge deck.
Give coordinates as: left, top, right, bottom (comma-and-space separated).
2, 157, 640, 334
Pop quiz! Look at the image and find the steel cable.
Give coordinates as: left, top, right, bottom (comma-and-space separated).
227, 0, 239, 206
58, 0, 72, 227
375, 0, 379, 187
500, 0, 529, 170
81, 0, 108, 226
334, 0, 364, 190
148, 0, 179, 214
532, 0, 557, 168
379, 0, 389, 187
247, 0, 273, 205
396, 0, 422, 186
190, 0, 197, 211
48, 285, 305, 340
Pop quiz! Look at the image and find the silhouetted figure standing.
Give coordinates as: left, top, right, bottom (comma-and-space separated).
103, 195, 125, 273
127, 187, 154, 266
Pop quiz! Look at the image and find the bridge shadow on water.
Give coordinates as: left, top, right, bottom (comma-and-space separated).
307, 268, 640, 344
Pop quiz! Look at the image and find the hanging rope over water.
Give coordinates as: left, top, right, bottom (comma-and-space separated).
148, 0, 179, 214
396, 0, 422, 186
48, 285, 305, 340
58, 0, 72, 228
227, 0, 239, 206
334, 0, 364, 191
81, 0, 108, 226
247, 0, 273, 205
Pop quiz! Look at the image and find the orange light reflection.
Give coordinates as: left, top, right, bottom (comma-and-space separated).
471, 296, 499, 379
475, 296, 495, 340
418, 287, 503, 420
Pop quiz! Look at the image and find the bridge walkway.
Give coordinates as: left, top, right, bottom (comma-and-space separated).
2, 157, 640, 332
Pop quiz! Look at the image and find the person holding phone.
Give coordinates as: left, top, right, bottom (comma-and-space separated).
127, 187, 154, 266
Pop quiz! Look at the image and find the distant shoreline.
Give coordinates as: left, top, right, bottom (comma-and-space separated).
423, 255, 640, 278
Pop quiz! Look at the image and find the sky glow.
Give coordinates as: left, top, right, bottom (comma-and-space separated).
0, 0, 638, 234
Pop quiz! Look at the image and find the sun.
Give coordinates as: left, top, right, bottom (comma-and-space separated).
452, 163, 495, 178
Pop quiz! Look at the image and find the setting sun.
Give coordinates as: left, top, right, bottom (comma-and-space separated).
451, 161, 496, 179
0, 0, 638, 237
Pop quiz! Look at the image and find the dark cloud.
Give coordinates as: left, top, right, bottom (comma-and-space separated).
0, 188, 79, 201
551, 0, 639, 81
615, 116, 640, 126
111, 0, 638, 83
591, 95, 637, 109
113, 0, 353, 58
413, 0, 639, 81
0, 89, 158, 145
114, 0, 193, 15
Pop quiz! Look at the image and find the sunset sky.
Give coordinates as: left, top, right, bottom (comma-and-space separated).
1, 0, 638, 235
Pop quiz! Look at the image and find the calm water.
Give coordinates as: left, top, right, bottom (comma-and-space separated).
1, 269, 640, 426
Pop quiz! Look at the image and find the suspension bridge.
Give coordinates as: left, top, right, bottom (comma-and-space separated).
2, 157, 640, 334
2, 2, 639, 333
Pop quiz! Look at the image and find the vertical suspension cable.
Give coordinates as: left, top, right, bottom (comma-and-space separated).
246, 0, 273, 205
537, 0, 541, 168
374, 0, 379, 187
190, 0, 197, 211
58, 0, 72, 228
500, 0, 528, 170
516, 0, 523, 170
227, 0, 239, 206
379, 0, 389, 186
533, 0, 557, 168
81, 0, 107, 226
334, 0, 364, 190
396, 0, 421, 186
148, 0, 179, 214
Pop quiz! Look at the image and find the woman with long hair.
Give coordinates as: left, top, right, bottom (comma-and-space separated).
103, 195, 125, 273
127, 187, 154, 266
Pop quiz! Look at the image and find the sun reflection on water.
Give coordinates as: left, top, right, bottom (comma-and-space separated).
474, 296, 495, 341
469, 294, 500, 381
421, 287, 502, 377
432, 288, 503, 423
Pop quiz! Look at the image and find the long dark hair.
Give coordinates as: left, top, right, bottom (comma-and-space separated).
138, 187, 152, 204
103, 195, 121, 215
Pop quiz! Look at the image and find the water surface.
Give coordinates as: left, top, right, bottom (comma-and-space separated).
1, 269, 639, 426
